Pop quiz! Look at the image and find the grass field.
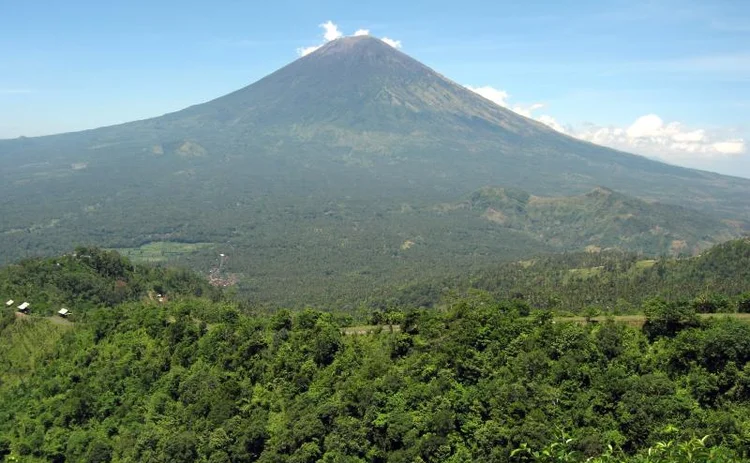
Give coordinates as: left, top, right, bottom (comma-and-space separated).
113, 241, 214, 263
634, 259, 657, 269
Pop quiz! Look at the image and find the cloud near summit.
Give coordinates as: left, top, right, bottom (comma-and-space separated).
296, 21, 402, 57
295, 24, 745, 168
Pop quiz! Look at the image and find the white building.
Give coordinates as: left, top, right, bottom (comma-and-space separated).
58, 308, 70, 317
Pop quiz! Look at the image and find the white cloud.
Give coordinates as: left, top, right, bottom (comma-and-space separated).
672, 129, 706, 143
466, 85, 746, 162
297, 45, 322, 57
321, 20, 343, 41
466, 85, 565, 133
575, 115, 746, 161
526, 103, 545, 112
296, 20, 344, 56
381, 37, 403, 49
297, 22, 402, 56
626, 114, 665, 138
712, 140, 745, 154
537, 114, 567, 134
510, 102, 546, 119
465, 86, 509, 107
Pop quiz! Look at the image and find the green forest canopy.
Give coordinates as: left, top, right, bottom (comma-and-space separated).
1, 241, 750, 462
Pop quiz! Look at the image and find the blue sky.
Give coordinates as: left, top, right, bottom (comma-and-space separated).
1, 0, 749, 176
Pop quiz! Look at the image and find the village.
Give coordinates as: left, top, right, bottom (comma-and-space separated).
207, 253, 238, 287
6, 298, 70, 319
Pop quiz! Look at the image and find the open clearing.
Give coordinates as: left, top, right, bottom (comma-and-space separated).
112, 241, 213, 263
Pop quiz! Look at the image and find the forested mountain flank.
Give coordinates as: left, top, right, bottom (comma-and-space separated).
0, 37, 748, 309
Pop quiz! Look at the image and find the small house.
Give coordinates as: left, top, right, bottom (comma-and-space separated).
58, 308, 70, 317
17, 302, 30, 313
5, 299, 13, 307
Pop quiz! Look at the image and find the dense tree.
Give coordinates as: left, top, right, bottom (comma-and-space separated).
1, 245, 749, 462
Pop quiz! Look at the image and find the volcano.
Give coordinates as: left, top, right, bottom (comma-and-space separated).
3, 36, 748, 212
0, 36, 747, 304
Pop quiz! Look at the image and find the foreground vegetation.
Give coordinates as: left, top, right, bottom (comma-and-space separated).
3, 296, 750, 462
1, 242, 749, 461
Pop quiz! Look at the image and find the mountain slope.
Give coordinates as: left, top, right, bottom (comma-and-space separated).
2, 36, 749, 213
0, 36, 748, 306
